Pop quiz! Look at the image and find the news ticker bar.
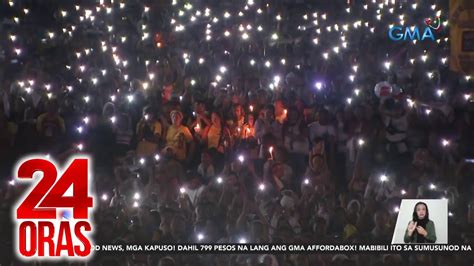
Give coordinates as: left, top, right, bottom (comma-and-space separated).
93, 244, 473, 254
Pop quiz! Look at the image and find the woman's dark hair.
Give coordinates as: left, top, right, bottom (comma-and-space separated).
412, 202, 429, 222
211, 111, 223, 121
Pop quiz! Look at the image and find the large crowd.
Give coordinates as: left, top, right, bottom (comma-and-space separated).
0, 0, 474, 265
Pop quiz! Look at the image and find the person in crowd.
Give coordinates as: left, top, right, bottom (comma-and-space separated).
199, 111, 233, 156
136, 106, 164, 156
165, 110, 194, 163
36, 99, 65, 151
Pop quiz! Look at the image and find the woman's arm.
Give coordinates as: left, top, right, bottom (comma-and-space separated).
404, 221, 416, 243
425, 221, 437, 243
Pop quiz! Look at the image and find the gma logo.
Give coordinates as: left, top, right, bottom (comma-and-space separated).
388, 26, 436, 41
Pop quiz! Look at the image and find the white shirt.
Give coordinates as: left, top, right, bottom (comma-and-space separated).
309, 122, 335, 143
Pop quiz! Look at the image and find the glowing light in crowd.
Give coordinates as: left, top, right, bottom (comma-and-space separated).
197, 233, 205, 241
380, 174, 388, 182
134, 192, 140, 200
442, 139, 450, 147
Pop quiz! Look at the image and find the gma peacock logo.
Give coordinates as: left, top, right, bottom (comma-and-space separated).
389, 17, 443, 41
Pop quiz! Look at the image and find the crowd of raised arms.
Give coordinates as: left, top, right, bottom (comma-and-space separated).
0, 0, 473, 265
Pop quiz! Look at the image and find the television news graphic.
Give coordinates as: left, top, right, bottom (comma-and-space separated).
12, 156, 95, 261
90, 243, 473, 254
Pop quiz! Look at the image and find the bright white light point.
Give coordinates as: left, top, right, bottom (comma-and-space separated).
380, 175, 388, 182
425, 109, 431, 115
110, 116, 116, 123
271, 33, 278, 40
217, 177, 223, 184
441, 58, 447, 64
265, 61, 271, 68
250, 59, 256, 66
198, 233, 204, 240
134, 192, 140, 200
401, 189, 406, 195
346, 98, 353, 104
239, 238, 247, 244
430, 183, 436, 190
219, 66, 227, 73
127, 95, 134, 103
421, 55, 428, 62
133, 201, 139, 208
304, 179, 310, 185
77, 144, 84, 151
242, 32, 249, 40
154, 154, 160, 161
257, 26, 263, 31
394, 207, 400, 213
384, 61, 391, 70
358, 138, 365, 146
448, 212, 453, 217
77, 126, 83, 133
258, 184, 265, 191
280, 59, 286, 65
315, 82, 323, 90
139, 158, 145, 165
238, 155, 245, 163
442, 139, 450, 147
101, 194, 108, 201
9, 180, 15, 186
274, 76, 281, 85
464, 94, 471, 100
313, 38, 319, 45
180, 187, 186, 194
83, 117, 89, 124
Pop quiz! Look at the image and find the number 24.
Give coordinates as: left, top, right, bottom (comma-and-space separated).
16, 158, 93, 220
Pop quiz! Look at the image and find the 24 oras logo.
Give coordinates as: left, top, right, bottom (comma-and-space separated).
389, 17, 443, 41
12, 156, 95, 261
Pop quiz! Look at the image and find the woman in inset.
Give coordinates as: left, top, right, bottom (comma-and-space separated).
404, 202, 436, 243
